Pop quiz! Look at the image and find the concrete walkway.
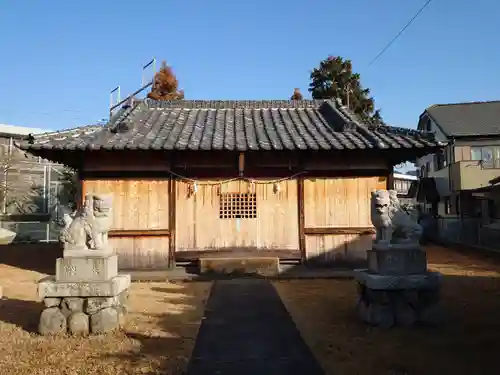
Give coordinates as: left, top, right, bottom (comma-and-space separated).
186, 279, 325, 375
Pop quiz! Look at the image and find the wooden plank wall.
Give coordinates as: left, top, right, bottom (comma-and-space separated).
175, 179, 299, 252
303, 176, 385, 263
83, 179, 170, 269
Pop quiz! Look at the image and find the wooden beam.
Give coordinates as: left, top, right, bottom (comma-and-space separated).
304, 227, 375, 235
168, 176, 177, 268
108, 229, 170, 237
81, 170, 172, 179
297, 176, 306, 261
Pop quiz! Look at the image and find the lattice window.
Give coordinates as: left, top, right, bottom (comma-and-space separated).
219, 193, 257, 219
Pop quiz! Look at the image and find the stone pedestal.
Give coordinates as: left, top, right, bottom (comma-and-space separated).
367, 247, 427, 276
37, 251, 130, 336
56, 255, 118, 282
353, 247, 443, 329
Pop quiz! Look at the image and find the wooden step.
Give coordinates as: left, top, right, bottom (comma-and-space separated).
199, 257, 279, 277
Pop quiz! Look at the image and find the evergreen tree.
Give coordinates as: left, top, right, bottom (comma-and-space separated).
148, 60, 184, 101
309, 56, 384, 124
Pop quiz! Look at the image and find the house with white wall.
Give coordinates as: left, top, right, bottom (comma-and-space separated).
415, 100, 500, 220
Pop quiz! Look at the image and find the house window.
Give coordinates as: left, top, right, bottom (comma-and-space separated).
394, 180, 401, 193
435, 150, 447, 170
471, 146, 500, 168
471, 147, 482, 161
219, 193, 257, 219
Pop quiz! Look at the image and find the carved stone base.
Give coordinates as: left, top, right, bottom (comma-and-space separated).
367, 248, 427, 276
56, 255, 118, 282
353, 270, 443, 328
38, 274, 130, 299
38, 290, 129, 336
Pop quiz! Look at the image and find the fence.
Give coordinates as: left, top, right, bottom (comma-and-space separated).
434, 216, 500, 251
0, 158, 70, 243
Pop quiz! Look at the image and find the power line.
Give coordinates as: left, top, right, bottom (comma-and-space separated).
368, 0, 434, 67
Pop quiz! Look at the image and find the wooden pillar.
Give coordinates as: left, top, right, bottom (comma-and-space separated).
297, 176, 306, 262
168, 174, 177, 268
386, 166, 394, 190
238, 152, 245, 176
78, 170, 85, 210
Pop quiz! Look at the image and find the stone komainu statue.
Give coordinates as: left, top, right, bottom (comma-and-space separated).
60, 194, 113, 250
370, 189, 422, 247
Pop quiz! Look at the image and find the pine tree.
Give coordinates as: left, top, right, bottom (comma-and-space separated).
148, 60, 184, 101
309, 56, 384, 124
290, 88, 303, 100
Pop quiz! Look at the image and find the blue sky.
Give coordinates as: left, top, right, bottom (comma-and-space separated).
0, 0, 499, 131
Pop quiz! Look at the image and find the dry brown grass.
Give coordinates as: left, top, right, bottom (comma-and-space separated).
0, 264, 211, 375
274, 245, 500, 375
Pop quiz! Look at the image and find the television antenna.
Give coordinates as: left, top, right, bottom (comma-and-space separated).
109, 57, 157, 118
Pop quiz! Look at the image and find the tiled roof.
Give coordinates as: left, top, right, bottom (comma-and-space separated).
18, 99, 442, 152
426, 100, 500, 137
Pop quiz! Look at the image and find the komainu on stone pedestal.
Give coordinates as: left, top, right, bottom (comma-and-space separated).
37, 193, 131, 336
60, 194, 113, 252
352, 189, 443, 328
370, 189, 422, 249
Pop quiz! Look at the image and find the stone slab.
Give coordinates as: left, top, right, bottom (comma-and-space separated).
63, 249, 114, 258
353, 269, 441, 290
38, 274, 131, 299
200, 257, 279, 276
367, 248, 427, 275
0, 228, 16, 245
56, 255, 118, 282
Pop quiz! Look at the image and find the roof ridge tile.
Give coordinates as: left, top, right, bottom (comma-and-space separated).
144, 99, 323, 109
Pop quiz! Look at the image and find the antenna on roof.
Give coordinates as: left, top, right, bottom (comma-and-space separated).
142, 58, 156, 86
109, 57, 157, 118
110, 86, 121, 110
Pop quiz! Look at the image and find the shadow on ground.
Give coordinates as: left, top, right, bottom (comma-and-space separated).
0, 297, 42, 333
0, 242, 61, 274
